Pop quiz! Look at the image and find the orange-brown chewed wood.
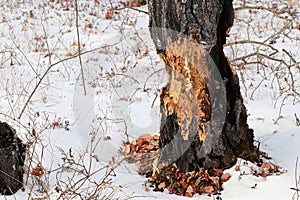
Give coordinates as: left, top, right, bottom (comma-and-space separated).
160, 37, 211, 142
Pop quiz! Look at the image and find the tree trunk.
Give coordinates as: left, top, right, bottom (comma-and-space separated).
0, 122, 25, 195
148, 0, 259, 172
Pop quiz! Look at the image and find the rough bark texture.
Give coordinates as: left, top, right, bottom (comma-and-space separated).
149, 0, 259, 171
0, 122, 25, 195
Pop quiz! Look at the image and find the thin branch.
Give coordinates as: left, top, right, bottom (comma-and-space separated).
291, 188, 300, 192
225, 40, 279, 56
114, 6, 149, 15
272, 95, 288, 125
235, 6, 294, 21
295, 157, 299, 200
295, 114, 300, 126
143, 68, 164, 91
231, 52, 292, 68
75, 0, 87, 95
9, 31, 39, 77
17, 46, 105, 119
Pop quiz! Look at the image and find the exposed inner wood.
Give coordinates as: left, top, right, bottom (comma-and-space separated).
160, 37, 211, 142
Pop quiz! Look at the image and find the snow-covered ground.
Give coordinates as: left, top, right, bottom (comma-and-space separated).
0, 0, 299, 199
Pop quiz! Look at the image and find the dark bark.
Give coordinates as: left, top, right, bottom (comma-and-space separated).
0, 122, 25, 195
149, 0, 259, 171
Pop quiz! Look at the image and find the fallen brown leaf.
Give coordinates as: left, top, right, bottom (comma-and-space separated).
104, 136, 111, 141
221, 172, 231, 182
235, 165, 240, 171
140, 134, 152, 140
186, 185, 193, 193
204, 186, 214, 194
261, 162, 271, 170
92, 154, 99, 162
31, 164, 44, 177
66, 52, 74, 56
143, 48, 149, 56
52, 121, 60, 127
123, 143, 131, 154
158, 182, 165, 190
185, 192, 193, 197
71, 42, 78, 46
256, 117, 265, 121
105, 10, 113, 19
153, 135, 159, 140
119, 97, 128, 101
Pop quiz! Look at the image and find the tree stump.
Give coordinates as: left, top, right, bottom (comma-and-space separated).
0, 122, 25, 195
148, 0, 260, 172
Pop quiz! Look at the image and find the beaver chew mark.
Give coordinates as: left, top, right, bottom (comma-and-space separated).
161, 37, 211, 141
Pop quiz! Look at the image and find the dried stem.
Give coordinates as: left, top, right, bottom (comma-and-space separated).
74, 0, 87, 95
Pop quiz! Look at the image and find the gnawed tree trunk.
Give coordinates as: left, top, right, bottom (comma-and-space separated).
149, 0, 259, 171
0, 122, 25, 195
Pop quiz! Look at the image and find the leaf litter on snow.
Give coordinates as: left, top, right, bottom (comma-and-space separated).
121, 134, 284, 197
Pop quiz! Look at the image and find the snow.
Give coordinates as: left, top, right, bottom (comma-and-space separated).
0, 0, 299, 199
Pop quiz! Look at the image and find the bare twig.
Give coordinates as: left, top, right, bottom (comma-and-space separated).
224, 40, 279, 56
226, 1, 300, 107
295, 114, 300, 126
17, 45, 108, 119
9, 31, 39, 77
114, 6, 149, 15
292, 157, 300, 200
291, 188, 300, 192
272, 95, 288, 124
143, 68, 164, 91
75, 0, 87, 95
235, 5, 294, 21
